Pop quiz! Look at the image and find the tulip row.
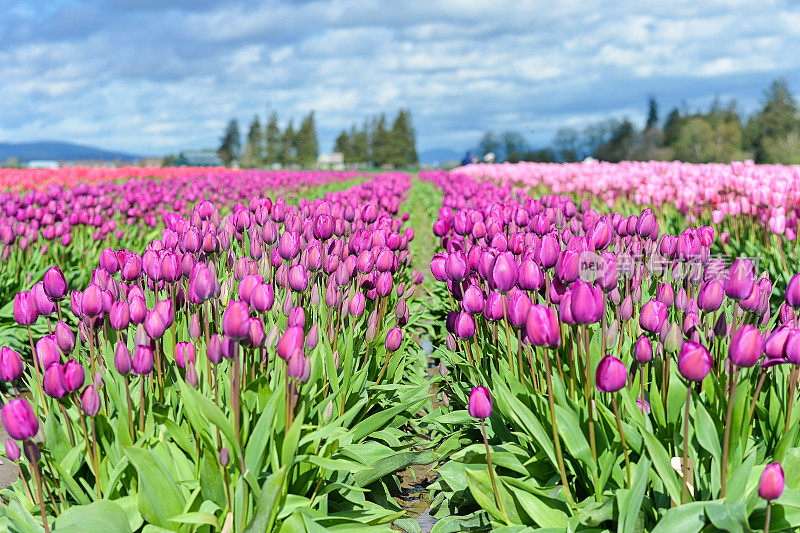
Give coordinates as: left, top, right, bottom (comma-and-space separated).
0, 166, 232, 190
422, 168, 800, 531
0, 170, 368, 335
0, 172, 431, 532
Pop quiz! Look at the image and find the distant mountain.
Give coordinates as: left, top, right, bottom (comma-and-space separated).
0, 141, 142, 162
419, 148, 462, 165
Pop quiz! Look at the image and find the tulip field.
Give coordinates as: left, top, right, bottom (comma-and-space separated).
3, 161, 800, 532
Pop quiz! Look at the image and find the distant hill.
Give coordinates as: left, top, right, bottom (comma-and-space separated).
0, 141, 142, 162
419, 148, 462, 165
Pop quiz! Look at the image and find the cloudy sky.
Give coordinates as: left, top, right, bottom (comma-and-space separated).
1, 0, 798, 158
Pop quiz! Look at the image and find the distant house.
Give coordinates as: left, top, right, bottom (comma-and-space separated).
317, 152, 344, 170
27, 160, 59, 169
176, 151, 224, 167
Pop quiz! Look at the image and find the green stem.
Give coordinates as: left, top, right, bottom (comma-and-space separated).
541, 347, 573, 503
682, 387, 692, 504
721, 367, 738, 498
582, 325, 601, 501
480, 419, 506, 520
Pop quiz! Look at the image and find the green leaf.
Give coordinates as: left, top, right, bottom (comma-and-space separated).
641, 431, 683, 504
53, 500, 132, 533
617, 458, 650, 533
168, 512, 219, 528
282, 405, 304, 466
124, 447, 186, 531
704, 502, 749, 533
465, 468, 511, 525
243, 465, 288, 533
650, 502, 707, 533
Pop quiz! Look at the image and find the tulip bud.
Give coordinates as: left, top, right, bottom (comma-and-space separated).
287, 349, 305, 380
207, 334, 223, 364
109, 301, 130, 330
605, 319, 619, 347
759, 462, 785, 501
724, 259, 755, 301
631, 337, 652, 369
54, 321, 75, 354
468, 386, 492, 419
219, 447, 230, 467
81, 385, 101, 416
677, 341, 712, 382
144, 310, 167, 340
185, 361, 199, 387
385, 327, 402, 351
595, 355, 628, 393
1, 398, 39, 441
664, 323, 683, 353
5, 438, 20, 462
114, 342, 132, 375
713, 311, 728, 338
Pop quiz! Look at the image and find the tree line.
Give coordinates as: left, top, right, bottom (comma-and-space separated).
475, 78, 800, 165
333, 109, 418, 167
216, 111, 319, 168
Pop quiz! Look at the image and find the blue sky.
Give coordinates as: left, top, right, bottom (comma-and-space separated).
0, 0, 798, 157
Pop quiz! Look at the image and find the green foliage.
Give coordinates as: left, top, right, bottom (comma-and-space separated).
217, 119, 241, 166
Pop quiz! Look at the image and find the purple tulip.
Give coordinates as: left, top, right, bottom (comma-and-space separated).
678, 341, 712, 382
114, 342, 132, 375
277, 326, 305, 360
81, 284, 104, 317
54, 321, 75, 354
759, 462, 785, 501
595, 355, 628, 393
5, 439, 20, 462
81, 385, 101, 416
634, 336, 653, 364
207, 334, 223, 364
729, 325, 764, 368
468, 386, 492, 419
787, 275, 800, 309
13, 291, 38, 326
490, 252, 518, 292
223, 301, 251, 339
0, 347, 23, 382
385, 327, 402, 351
43, 266, 68, 301
174, 342, 196, 370
132, 345, 155, 375
63, 359, 85, 392
1, 398, 39, 440
571, 281, 603, 324
639, 299, 668, 334
42, 363, 67, 399
724, 259, 755, 301
525, 304, 560, 347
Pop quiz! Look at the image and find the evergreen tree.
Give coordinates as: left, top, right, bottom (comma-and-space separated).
593, 119, 637, 162
745, 79, 800, 163
646, 97, 659, 129
264, 111, 281, 166
217, 118, 241, 166
295, 111, 319, 167
387, 109, 418, 167
349, 123, 369, 164
279, 120, 295, 167
334, 130, 351, 159
370, 114, 390, 166
241, 115, 263, 168
662, 108, 683, 146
